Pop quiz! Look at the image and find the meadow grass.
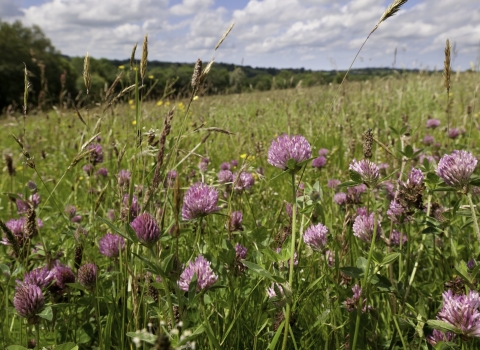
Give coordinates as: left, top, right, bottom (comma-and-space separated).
0, 68, 480, 350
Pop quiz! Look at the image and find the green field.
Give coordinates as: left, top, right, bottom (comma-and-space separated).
1, 68, 480, 349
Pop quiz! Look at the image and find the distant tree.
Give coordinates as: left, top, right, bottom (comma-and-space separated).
0, 20, 78, 112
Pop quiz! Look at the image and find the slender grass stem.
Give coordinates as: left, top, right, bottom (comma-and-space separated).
281, 172, 297, 350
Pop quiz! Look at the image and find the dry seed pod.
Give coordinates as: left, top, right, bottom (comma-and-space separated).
363, 129, 373, 159
191, 58, 202, 90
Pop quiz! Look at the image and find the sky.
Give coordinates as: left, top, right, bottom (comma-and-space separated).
2, 0, 479, 70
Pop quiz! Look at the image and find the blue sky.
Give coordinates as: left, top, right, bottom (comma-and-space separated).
2, 0, 479, 70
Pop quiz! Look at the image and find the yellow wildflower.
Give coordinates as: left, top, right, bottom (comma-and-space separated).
193, 96, 199, 101
240, 154, 247, 159
165, 101, 171, 106
157, 100, 163, 106
148, 75, 154, 79
132, 120, 137, 125
118, 65, 125, 69
16, 166, 23, 171
128, 99, 134, 105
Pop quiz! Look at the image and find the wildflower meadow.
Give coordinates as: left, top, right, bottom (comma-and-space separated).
1, 2, 480, 350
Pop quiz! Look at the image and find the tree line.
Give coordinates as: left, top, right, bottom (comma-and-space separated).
0, 20, 418, 113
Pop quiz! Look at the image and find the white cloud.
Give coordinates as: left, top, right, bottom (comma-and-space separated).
170, 0, 214, 16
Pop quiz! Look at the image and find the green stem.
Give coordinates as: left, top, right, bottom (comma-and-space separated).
281, 172, 297, 350
466, 192, 480, 255
36, 324, 40, 349
352, 189, 377, 350
404, 194, 432, 303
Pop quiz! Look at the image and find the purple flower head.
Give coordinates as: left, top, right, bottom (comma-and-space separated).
88, 143, 103, 165
437, 290, 480, 337
235, 243, 247, 260
14, 284, 44, 324
83, 163, 94, 176
198, 157, 210, 173
303, 223, 328, 251
468, 258, 476, 270
390, 230, 408, 246
427, 330, 456, 346
448, 128, 460, 139
328, 179, 341, 189
230, 211, 243, 231
407, 167, 424, 187
130, 213, 161, 246
352, 284, 362, 302
233, 172, 255, 191
218, 170, 233, 184
165, 170, 177, 188
318, 148, 329, 156
22, 266, 54, 289
423, 135, 435, 146
220, 162, 231, 171
333, 192, 347, 206
352, 211, 381, 243
182, 182, 220, 221
387, 200, 404, 223
178, 255, 218, 292
230, 159, 238, 167
267, 134, 312, 171
96, 167, 108, 178
123, 194, 139, 219
349, 159, 380, 187
381, 181, 395, 201
436, 150, 477, 190
312, 156, 327, 169
426, 118, 441, 129
118, 169, 131, 188
16, 195, 30, 214
6, 218, 25, 236
99, 233, 125, 258
50, 262, 76, 293
267, 283, 284, 299
78, 263, 98, 289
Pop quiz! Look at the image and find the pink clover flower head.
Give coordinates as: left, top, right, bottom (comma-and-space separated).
182, 182, 220, 221
21, 266, 54, 289
14, 283, 45, 324
352, 211, 381, 243
423, 135, 435, 145
178, 255, 218, 292
234, 243, 247, 260
436, 150, 477, 190
318, 148, 329, 156
333, 192, 347, 205
406, 167, 424, 187
303, 223, 328, 251
130, 213, 161, 246
390, 230, 408, 246
437, 290, 480, 337
233, 171, 255, 191
99, 233, 125, 258
426, 118, 441, 128
87, 143, 103, 165
448, 128, 460, 139
267, 134, 311, 171
426, 329, 456, 346
117, 169, 131, 187
230, 211, 243, 231
312, 156, 327, 169
218, 170, 233, 184
349, 159, 380, 187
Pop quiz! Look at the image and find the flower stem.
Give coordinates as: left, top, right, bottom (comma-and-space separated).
352, 189, 377, 350
466, 192, 480, 255
281, 172, 297, 350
